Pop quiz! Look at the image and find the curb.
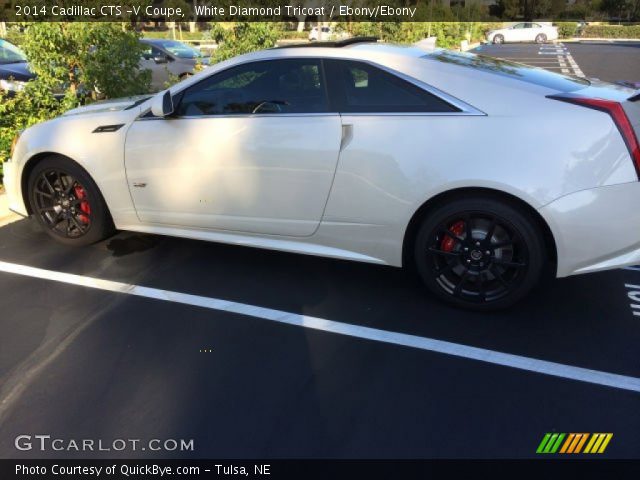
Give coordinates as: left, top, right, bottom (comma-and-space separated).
0, 192, 21, 227
563, 37, 640, 42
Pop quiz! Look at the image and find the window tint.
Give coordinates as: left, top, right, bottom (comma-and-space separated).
423, 50, 590, 92
175, 59, 329, 116
326, 60, 458, 113
141, 46, 164, 60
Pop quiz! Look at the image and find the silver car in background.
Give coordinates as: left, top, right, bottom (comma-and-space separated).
139, 38, 210, 90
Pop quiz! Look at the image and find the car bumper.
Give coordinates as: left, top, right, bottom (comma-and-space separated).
540, 181, 640, 277
2, 161, 28, 217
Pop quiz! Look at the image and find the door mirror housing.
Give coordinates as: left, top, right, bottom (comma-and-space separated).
151, 90, 174, 117
153, 55, 169, 64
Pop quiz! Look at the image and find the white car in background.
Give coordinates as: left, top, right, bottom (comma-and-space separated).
309, 26, 332, 41
487, 22, 559, 44
4, 39, 640, 310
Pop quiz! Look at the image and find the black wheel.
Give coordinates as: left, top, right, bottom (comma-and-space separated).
535, 34, 547, 44
493, 35, 504, 45
28, 155, 115, 246
414, 197, 545, 310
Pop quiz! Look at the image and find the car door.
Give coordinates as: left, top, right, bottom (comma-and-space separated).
509, 23, 527, 42
140, 44, 171, 91
124, 58, 342, 237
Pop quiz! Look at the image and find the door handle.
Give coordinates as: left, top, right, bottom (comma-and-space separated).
340, 124, 353, 151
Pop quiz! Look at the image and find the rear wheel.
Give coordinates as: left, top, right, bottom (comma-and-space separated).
535, 34, 547, 44
493, 35, 504, 44
28, 156, 114, 246
414, 197, 545, 310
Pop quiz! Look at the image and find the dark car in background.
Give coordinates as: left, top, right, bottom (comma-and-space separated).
0, 39, 34, 95
140, 38, 210, 91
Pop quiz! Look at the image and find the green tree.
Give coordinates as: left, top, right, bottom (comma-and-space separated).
20, 22, 150, 98
0, 22, 151, 176
210, 22, 280, 62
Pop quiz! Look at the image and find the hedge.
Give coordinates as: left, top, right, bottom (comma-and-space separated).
581, 25, 640, 38
556, 22, 578, 39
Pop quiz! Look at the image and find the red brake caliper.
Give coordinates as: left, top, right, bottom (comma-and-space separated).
73, 185, 91, 224
441, 220, 465, 252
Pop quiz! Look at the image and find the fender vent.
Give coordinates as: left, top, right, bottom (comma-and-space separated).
92, 124, 124, 133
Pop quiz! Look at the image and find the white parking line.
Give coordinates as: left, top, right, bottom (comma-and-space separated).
1, 260, 640, 393
558, 42, 585, 77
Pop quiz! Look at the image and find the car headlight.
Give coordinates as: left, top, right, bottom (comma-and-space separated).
9, 130, 23, 160
0, 78, 27, 92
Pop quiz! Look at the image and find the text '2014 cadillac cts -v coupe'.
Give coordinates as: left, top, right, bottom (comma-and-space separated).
4, 38, 640, 310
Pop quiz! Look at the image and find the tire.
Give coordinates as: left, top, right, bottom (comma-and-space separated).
493, 35, 504, 45
414, 196, 545, 311
27, 155, 115, 246
535, 34, 547, 44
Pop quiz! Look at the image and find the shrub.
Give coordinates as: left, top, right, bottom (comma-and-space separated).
556, 22, 578, 38
0, 22, 152, 181
581, 25, 640, 38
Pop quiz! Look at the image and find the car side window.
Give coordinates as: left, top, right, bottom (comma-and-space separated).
141, 46, 164, 60
326, 60, 459, 113
513, 23, 525, 29
175, 59, 329, 116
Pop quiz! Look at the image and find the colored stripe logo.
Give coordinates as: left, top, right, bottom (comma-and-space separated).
536, 433, 613, 454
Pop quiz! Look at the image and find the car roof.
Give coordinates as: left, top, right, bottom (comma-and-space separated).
247, 41, 427, 62
140, 38, 178, 45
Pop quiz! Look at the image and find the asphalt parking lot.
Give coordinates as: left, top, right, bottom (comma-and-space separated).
471, 40, 640, 83
1, 41, 640, 461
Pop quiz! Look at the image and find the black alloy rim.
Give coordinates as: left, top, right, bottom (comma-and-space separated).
427, 212, 529, 303
33, 170, 92, 238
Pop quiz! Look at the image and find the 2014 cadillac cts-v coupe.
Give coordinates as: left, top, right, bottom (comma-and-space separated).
4, 39, 640, 310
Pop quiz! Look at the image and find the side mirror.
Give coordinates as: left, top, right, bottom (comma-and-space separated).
153, 55, 169, 64
151, 90, 174, 117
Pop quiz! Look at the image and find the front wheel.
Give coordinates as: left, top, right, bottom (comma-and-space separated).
493, 35, 504, 45
28, 155, 114, 246
414, 197, 545, 310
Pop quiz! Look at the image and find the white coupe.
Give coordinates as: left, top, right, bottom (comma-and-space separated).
487, 22, 559, 44
4, 39, 640, 310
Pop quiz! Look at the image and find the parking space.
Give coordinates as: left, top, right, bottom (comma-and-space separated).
1, 218, 640, 458
471, 41, 640, 83
1, 39, 640, 462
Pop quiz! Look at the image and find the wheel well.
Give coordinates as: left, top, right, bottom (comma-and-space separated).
20, 153, 111, 224
20, 152, 58, 215
402, 187, 557, 272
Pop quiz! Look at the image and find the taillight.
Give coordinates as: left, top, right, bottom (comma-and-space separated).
548, 94, 640, 179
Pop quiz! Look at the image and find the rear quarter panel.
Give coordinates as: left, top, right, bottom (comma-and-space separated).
320, 57, 637, 266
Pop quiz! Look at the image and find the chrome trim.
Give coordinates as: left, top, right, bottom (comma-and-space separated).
136, 55, 486, 121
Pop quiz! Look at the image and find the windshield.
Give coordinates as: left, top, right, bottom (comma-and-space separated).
0, 39, 27, 65
156, 40, 203, 59
423, 50, 590, 93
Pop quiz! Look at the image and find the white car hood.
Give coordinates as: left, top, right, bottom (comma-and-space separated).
63, 95, 151, 116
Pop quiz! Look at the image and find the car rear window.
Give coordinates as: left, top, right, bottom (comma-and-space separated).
423, 50, 590, 93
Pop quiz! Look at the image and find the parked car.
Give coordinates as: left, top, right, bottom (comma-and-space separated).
487, 23, 559, 44
4, 39, 640, 310
0, 39, 34, 95
139, 38, 210, 91
309, 26, 332, 41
